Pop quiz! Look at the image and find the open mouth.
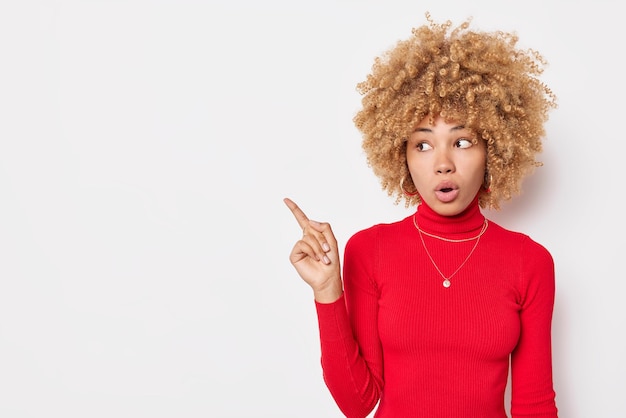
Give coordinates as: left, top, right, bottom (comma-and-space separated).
434, 182, 459, 203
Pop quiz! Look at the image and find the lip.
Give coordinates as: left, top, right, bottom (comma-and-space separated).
434, 181, 459, 203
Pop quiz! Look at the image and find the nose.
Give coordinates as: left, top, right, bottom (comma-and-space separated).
434, 149, 455, 174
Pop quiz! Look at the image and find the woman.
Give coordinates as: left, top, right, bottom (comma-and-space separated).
285, 14, 558, 418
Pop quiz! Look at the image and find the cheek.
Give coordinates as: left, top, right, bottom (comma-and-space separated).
406, 158, 427, 181
468, 159, 487, 185
408, 167, 431, 195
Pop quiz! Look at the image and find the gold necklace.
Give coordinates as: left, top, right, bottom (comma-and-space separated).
415, 219, 488, 288
413, 214, 489, 242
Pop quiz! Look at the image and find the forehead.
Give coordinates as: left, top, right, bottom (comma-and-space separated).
413, 115, 469, 133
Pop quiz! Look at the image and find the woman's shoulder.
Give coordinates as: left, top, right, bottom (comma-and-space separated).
346, 215, 411, 247
486, 219, 553, 259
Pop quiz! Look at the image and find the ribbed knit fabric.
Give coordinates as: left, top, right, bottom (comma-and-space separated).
315, 198, 557, 418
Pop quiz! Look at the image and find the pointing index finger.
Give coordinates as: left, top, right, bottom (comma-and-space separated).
283, 198, 310, 230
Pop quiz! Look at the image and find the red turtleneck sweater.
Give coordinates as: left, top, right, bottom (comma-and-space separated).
314, 199, 557, 417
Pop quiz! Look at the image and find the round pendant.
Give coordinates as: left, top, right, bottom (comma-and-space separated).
442, 279, 451, 288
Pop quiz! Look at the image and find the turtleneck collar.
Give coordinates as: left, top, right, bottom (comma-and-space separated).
413, 194, 485, 239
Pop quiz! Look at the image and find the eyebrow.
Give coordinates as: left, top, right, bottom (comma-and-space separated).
413, 125, 466, 133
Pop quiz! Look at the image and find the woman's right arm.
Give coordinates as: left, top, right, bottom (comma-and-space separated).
285, 199, 383, 417
316, 229, 384, 418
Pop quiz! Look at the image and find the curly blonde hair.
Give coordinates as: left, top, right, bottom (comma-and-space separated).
353, 14, 557, 210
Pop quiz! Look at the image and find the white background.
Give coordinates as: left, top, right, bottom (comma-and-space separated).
0, 0, 623, 417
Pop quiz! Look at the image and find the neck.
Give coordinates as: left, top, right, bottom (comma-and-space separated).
414, 195, 484, 238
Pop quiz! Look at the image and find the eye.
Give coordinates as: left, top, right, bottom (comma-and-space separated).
416, 142, 432, 152
455, 138, 473, 149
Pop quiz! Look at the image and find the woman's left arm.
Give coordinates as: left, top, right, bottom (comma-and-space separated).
510, 237, 558, 418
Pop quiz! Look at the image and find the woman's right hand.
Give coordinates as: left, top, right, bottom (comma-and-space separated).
283, 198, 343, 303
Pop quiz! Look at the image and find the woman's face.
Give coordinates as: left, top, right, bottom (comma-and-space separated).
406, 115, 486, 216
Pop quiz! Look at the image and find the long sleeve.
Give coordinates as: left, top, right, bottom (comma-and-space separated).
510, 237, 558, 417
315, 228, 383, 418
